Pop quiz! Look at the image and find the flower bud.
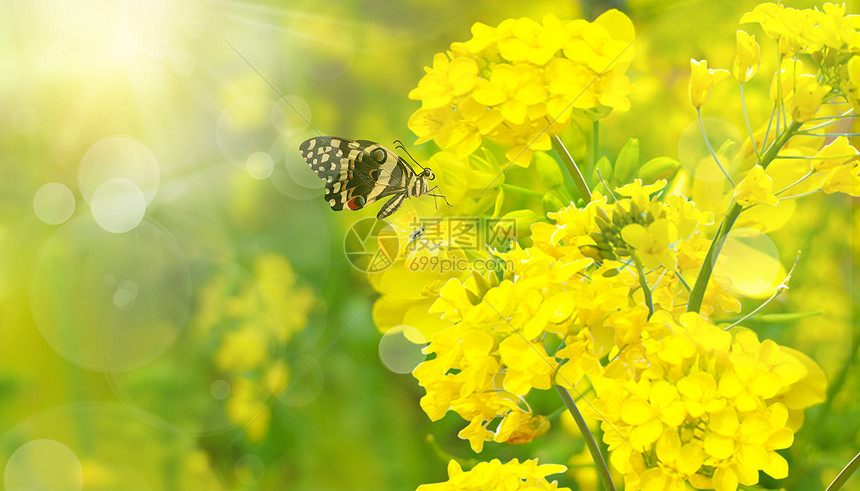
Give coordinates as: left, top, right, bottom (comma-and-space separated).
638, 156, 680, 184
534, 151, 565, 189
541, 192, 566, 214
689, 59, 730, 108
614, 137, 639, 185
732, 30, 760, 83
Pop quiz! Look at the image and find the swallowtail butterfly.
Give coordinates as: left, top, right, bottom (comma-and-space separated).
299, 137, 438, 220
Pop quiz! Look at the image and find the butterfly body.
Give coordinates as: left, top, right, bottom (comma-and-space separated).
299, 137, 435, 220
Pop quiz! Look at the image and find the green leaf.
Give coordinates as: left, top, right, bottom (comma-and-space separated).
614, 137, 639, 185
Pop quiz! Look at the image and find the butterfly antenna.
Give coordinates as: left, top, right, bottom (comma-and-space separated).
393, 139, 426, 170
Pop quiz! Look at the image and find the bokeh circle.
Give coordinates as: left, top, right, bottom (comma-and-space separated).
90, 178, 148, 233
216, 95, 276, 169
33, 182, 76, 225
378, 325, 427, 374
78, 136, 160, 205
3, 439, 83, 491
29, 216, 192, 372
0, 403, 224, 491
235, 454, 265, 486
713, 227, 782, 298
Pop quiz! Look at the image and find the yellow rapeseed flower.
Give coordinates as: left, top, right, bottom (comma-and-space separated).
845, 55, 860, 112
416, 458, 570, 491
742, 2, 857, 110
821, 161, 860, 196
810, 136, 858, 173
411, 181, 744, 452
790, 75, 831, 122
409, 12, 635, 166
592, 313, 825, 491
732, 30, 760, 83
740, 3, 821, 56
733, 165, 779, 206
193, 254, 317, 441
688, 59, 730, 108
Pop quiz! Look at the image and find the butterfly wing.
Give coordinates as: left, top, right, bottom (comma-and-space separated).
299, 137, 414, 214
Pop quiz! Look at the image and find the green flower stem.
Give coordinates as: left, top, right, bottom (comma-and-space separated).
761, 100, 778, 152
592, 120, 600, 168
803, 109, 856, 130
775, 170, 814, 196
697, 107, 736, 187
501, 183, 545, 198
633, 256, 654, 318
739, 83, 761, 159
551, 135, 592, 202
797, 132, 860, 137
775, 44, 786, 133
759, 119, 803, 168
555, 385, 615, 491
687, 200, 742, 313
826, 451, 860, 491
806, 110, 857, 122
688, 119, 803, 313
778, 189, 821, 200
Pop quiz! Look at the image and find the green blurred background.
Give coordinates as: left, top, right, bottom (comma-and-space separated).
0, 0, 856, 490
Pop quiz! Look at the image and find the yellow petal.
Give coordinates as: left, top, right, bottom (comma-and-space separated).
689, 59, 730, 108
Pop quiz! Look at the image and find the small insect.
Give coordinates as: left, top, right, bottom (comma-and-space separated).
409, 226, 425, 242
299, 137, 445, 220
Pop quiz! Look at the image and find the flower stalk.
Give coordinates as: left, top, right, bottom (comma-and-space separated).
697, 107, 736, 186
633, 256, 654, 318
739, 83, 761, 158
688, 119, 803, 313
826, 451, 860, 491
555, 385, 615, 491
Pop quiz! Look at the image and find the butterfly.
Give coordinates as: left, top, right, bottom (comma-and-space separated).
298, 137, 443, 220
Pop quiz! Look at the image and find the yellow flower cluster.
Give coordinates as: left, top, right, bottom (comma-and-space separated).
736, 134, 859, 206
408, 11, 635, 166
741, 1, 860, 114
413, 181, 747, 453
195, 254, 316, 440
809, 136, 860, 195
401, 6, 845, 490
741, 2, 860, 57
690, 3, 859, 201
690, 2, 860, 114
417, 459, 570, 491
592, 313, 825, 491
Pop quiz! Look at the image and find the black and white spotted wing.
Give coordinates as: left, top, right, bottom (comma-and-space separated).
298, 137, 432, 220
